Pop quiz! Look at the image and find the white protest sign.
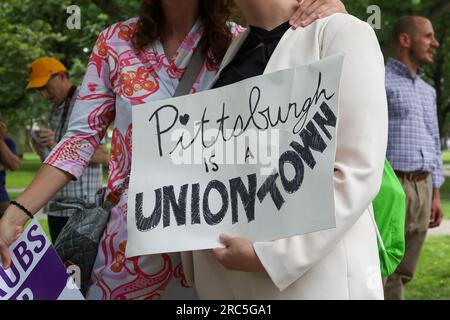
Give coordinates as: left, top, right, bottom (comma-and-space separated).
0, 220, 84, 300
127, 54, 344, 256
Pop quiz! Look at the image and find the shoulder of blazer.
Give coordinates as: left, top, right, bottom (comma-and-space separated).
320, 13, 376, 44
272, 13, 375, 62
284, 13, 373, 48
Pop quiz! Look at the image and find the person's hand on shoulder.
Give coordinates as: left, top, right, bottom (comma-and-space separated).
213, 234, 264, 273
290, 0, 347, 29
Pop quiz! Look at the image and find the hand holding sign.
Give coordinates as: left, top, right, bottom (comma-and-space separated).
213, 234, 264, 272
0, 214, 24, 269
0, 220, 84, 300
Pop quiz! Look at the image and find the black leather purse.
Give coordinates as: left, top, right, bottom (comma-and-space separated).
53, 188, 120, 296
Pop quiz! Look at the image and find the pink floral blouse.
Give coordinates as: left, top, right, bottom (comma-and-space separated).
45, 17, 244, 300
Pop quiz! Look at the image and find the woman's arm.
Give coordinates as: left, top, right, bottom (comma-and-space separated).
0, 26, 117, 268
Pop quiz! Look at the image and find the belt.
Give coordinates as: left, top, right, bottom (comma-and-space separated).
394, 171, 429, 182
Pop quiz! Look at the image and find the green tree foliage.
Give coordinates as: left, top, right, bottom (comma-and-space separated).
0, 0, 138, 152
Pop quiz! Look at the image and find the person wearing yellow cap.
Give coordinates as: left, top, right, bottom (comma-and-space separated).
26, 57, 109, 243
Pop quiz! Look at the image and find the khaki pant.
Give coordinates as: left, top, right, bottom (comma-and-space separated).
383, 175, 432, 300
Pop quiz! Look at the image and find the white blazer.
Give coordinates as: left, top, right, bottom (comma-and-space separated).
181, 13, 388, 300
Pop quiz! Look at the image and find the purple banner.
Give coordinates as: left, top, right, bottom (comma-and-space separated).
9, 247, 68, 300
0, 221, 84, 300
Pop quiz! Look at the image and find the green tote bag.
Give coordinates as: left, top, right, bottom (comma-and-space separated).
371, 159, 406, 277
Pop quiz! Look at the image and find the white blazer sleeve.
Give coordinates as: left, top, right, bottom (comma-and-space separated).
253, 16, 388, 291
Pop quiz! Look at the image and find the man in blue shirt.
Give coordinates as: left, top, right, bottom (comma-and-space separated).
384, 16, 443, 300
0, 122, 21, 217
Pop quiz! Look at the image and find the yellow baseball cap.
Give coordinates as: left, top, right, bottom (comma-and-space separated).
26, 57, 67, 90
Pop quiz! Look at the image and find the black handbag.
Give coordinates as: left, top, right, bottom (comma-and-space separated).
53, 189, 120, 296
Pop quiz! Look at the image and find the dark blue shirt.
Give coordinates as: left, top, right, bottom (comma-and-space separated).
0, 137, 17, 201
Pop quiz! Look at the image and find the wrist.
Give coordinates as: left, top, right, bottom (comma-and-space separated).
8, 196, 38, 223
433, 188, 440, 199
3, 204, 30, 226
251, 243, 264, 272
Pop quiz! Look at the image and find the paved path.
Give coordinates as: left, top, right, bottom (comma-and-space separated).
7, 188, 25, 193
426, 219, 450, 237
444, 165, 450, 177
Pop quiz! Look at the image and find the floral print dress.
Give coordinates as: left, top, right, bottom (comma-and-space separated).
45, 17, 244, 300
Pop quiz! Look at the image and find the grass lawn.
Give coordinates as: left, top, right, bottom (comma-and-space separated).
5, 153, 41, 189
438, 178, 450, 219
8, 192, 20, 201
5, 152, 108, 191
24, 218, 50, 240
404, 236, 450, 300
39, 218, 50, 238
442, 150, 450, 165
4, 153, 450, 300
